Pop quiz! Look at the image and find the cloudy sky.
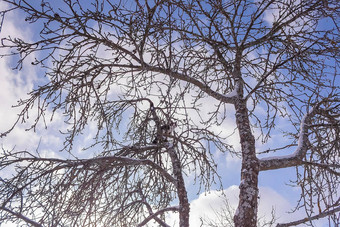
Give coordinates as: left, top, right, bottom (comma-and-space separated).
0, 1, 333, 226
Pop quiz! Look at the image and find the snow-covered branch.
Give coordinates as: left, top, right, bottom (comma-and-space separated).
259, 106, 317, 171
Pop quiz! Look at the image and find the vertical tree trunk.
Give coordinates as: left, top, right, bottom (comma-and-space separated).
233, 99, 259, 227
168, 147, 190, 227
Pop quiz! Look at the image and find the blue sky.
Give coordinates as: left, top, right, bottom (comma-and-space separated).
0, 1, 336, 226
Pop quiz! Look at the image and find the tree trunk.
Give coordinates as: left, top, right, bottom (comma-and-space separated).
233, 99, 259, 227
168, 147, 190, 227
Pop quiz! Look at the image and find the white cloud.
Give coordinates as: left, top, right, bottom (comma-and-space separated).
0, 2, 70, 153
170, 185, 328, 227
0, 51, 40, 151
189, 186, 239, 226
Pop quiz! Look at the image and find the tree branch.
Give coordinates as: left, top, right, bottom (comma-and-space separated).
276, 206, 340, 227
2, 151, 177, 184
137, 206, 178, 227
259, 105, 317, 171
0, 206, 42, 227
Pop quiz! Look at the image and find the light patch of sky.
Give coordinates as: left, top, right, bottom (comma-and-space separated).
263, 5, 279, 26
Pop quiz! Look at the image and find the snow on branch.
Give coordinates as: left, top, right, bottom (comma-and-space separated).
259, 106, 316, 171
223, 82, 240, 98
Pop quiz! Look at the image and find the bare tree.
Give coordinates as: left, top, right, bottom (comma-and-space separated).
0, 0, 339, 226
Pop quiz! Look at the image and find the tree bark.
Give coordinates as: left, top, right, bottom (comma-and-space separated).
168, 147, 190, 227
233, 99, 259, 227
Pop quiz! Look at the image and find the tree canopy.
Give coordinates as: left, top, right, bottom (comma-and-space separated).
0, 0, 339, 226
